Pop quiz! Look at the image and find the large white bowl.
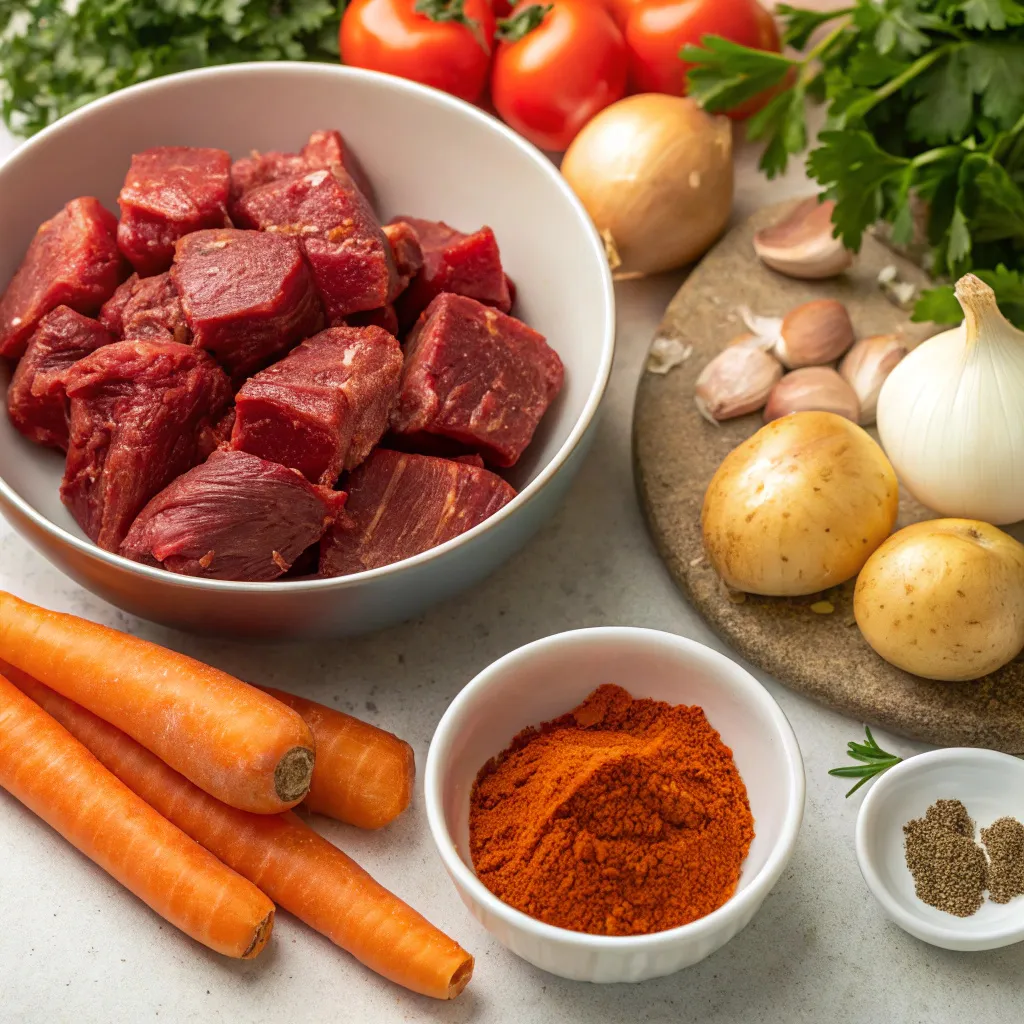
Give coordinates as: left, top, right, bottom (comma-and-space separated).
425, 628, 805, 982
0, 64, 614, 638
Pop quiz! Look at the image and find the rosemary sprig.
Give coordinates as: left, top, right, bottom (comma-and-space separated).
828, 726, 903, 797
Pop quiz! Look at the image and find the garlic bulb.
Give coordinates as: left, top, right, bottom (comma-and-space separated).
741, 299, 855, 368
695, 345, 783, 422
877, 274, 1024, 524
839, 334, 907, 425
763, 366, 859, 423
753, 197, 853, 279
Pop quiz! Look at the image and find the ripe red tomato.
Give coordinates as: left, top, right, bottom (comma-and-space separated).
489, 0, 514, 14
491, 0, 628, 152
604, 0, 646, 31
341, 0, 498, 104
626, 0, 781, 118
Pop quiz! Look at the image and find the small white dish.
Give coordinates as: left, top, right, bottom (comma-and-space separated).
424, 627, 805, 983
856, 747, 1024, 951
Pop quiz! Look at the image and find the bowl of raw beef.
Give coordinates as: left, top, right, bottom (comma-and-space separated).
0, 63, 614, 638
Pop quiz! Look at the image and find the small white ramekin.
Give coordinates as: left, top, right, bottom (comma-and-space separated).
425, 627, 805, 982
856, 747, 1024, 951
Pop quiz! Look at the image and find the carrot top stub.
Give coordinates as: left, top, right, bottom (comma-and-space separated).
0, 592, 314, 813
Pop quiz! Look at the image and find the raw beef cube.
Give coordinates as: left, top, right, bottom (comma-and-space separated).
6, 307, 113, 451
319, 449, 516, 576
172, 228, 323, 381
99, 272, 190, 344
233, 166, 396, 321
390, 293, 564, 467
342, 304, 399, 335
121, 448, 346, 582
0, 197, 123, 360
383, 221, 424, 297
231, 325, 402, 484
389, 216, 511, 327
117, 147, 231, 276
61, 341, 232, 551
229, 129, 375, 217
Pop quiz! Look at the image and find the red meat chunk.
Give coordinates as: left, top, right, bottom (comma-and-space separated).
117, 147, 231, 276
229, 129, 376, 217
319, 449, 515, 576
121, 448, 346, 582
389, 216, 511, 327
0, 197, 123, 359
231, 325, 402, 485
383, 221, 424, 297
390, 293, 564, 467
98, 272, 190, 344
172, 228, 323, 381
233, 166, 396, 321
342, 304, 399, 335
6, 307, 113, 451
61, 341, 232, 551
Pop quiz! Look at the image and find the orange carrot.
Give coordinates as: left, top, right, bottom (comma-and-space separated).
10, 667, 473, 1000
260, 686, 415, 829
0, 592, 314, 813
0, 670, 274, 958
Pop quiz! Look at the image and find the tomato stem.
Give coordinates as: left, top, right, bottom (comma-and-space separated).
495, 3, 552, 44
414, 0, 490, 54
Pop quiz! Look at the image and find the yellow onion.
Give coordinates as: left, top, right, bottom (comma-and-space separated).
855, 519, 1024, 681
561, 94, 733, 276
702, 411, 899, 596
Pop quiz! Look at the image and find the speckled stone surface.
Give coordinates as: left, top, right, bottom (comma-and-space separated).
2, 120, 1022, 1023
634, 203, 1024, 754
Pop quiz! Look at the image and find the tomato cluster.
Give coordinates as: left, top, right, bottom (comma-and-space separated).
340, 0, 780, 152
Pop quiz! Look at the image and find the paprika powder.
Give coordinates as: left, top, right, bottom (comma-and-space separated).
469, 683, 754, 936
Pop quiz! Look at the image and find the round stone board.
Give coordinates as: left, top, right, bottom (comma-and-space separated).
633, 198, 1024, 753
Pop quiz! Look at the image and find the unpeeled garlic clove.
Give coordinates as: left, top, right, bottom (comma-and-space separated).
775, 299, 855, 369
753, 197, 854, 279
839, 334, 907, 425
763, 366, 860, 423
695, 345, 783, 423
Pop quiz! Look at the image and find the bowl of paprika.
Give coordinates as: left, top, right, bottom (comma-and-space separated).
424, 626, 805, 983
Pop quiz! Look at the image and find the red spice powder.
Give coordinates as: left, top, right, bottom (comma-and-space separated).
469, 683, 755, 936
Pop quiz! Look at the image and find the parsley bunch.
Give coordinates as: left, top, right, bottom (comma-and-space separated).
684, 0, 1024, 326
0, 1, 341, 138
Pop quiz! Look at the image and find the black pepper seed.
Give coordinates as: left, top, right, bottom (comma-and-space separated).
981, 817, 1024, 905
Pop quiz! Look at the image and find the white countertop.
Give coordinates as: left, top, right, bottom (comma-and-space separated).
0, 116, 1020, 1024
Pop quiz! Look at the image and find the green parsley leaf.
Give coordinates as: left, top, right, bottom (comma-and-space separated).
776, 4, 851, 49
682, 36, 795, 116
958, 0, 1024, 31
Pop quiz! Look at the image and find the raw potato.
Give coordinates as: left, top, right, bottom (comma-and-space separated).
854, 520, 1024, 681
702, 412, 899, 596
561, 95, 733, 276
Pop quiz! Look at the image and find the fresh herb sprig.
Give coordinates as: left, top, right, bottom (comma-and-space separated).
829, 726, 903, 797
683, 0, 1024, 327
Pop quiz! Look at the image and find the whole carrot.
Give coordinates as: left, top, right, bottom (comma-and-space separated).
11, 667, 473, 1000
0, 671, 274, 959
0, 592, 314, 813
261, 686, 414, 829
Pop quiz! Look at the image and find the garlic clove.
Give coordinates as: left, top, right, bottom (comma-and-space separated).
695, 345, 783, 423
753, 197, 854, 279
775, 299, 855, 369
839, 334, 907, 425
763, 366, 859, 423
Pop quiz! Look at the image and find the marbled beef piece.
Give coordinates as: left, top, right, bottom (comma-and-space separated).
0, 197, 124, 359
7, 307, 113, 451
117, 147, 231, 276
319, 449, 515, 577
121, 448, 346, 582
341, 304, 399, 335
233, 166, 396, 321
61, 341, 232, 551
98, 272, 190, 344
389, 216, 511, 328
390, 293, 563, 468
172, 228, 323, 382
383, 221, 424, 297
229, 129, 376, 217
231, 325, 402, 484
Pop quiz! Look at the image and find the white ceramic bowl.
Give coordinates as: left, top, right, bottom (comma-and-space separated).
856, 748, 1024, 951
0, 64, 614, 638
425, 627, 805, 982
